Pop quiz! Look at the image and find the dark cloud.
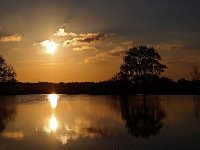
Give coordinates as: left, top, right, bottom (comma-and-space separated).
78, 33, 107, 43
62, 32, 114, 50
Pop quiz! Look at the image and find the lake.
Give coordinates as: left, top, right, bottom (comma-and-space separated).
0, 95, 200, 150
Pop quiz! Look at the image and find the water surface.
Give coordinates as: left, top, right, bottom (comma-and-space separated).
0, 95, 200, 150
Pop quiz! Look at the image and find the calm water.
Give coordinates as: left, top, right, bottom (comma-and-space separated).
0, 95, 200, 150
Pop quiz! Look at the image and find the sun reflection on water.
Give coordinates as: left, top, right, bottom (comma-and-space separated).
42, 94, 59, 133
48, 94, 59, 109
43, 115, 58, 133
39, 94, 105, 144
49, 115, 58, 132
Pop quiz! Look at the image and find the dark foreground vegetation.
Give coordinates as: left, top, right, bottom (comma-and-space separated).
0, 79, 199, 95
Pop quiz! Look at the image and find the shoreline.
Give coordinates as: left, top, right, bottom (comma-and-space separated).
0, 82, 199, 95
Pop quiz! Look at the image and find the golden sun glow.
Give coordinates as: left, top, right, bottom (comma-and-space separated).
41, 40, 58, 54
48, 94, 59, 109
46, 41, 57, 54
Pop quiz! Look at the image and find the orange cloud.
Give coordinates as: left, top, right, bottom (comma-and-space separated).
84, 43, 133, 64
108, 46, 126, 56
53, 28, 68, 37
0, 34, 22, 42
53, 28, 77, 37
78, 33, 107, 43
73, 46, 97, 51
84, 53, 107, 64
63, 32, 113, 47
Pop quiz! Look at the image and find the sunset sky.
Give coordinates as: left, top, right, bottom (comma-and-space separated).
0, 0, 199, 82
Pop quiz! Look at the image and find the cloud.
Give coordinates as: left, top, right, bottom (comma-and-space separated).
73, 46, 97, 51
40, 40, 51, 47
84, 42, 133, 64
53, 28, 77, 37
39, 40, 58, 48
154, 42, 184, 51
62, 32, 116, 53
36, 29, 113, 54
68, 32, 78, 37
84, 47, 126, 64
53, 28, 68, 37
63, 39, 86, 47
37, 26, 118, 58
78, 33, 107, 43
39, 25, 115, 53
63, 32, 113, 47
0, 34, 22, 42
84, 53, 107, 64
107, 46, 126, 56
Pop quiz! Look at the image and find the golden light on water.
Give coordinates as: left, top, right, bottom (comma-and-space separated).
44, 94, 59, 133
48, 94, 59, 109
49, 115, 58, 132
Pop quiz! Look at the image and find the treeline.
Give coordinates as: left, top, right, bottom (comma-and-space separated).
0, 78, 199, 95
0, 46, 200, 95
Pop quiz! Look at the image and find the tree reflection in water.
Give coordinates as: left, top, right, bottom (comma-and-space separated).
120, 95, 166, 138
0, 101, 16, 132
194, 95, 200, 120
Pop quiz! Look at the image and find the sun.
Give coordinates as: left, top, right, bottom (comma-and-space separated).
45, 41, 58, 54
46, 41, 57, 54
49, 115, 58, 132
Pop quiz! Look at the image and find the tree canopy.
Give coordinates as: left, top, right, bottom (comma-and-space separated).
0, 55, 17, 82
118, 46, 167, 83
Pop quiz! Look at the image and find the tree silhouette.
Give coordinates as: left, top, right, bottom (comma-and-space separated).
0, 55, 17, 82
118, 46, 167, 83
120, 95, 166, 138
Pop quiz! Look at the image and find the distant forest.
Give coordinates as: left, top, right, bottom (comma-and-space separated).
0, 78, 199, 95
